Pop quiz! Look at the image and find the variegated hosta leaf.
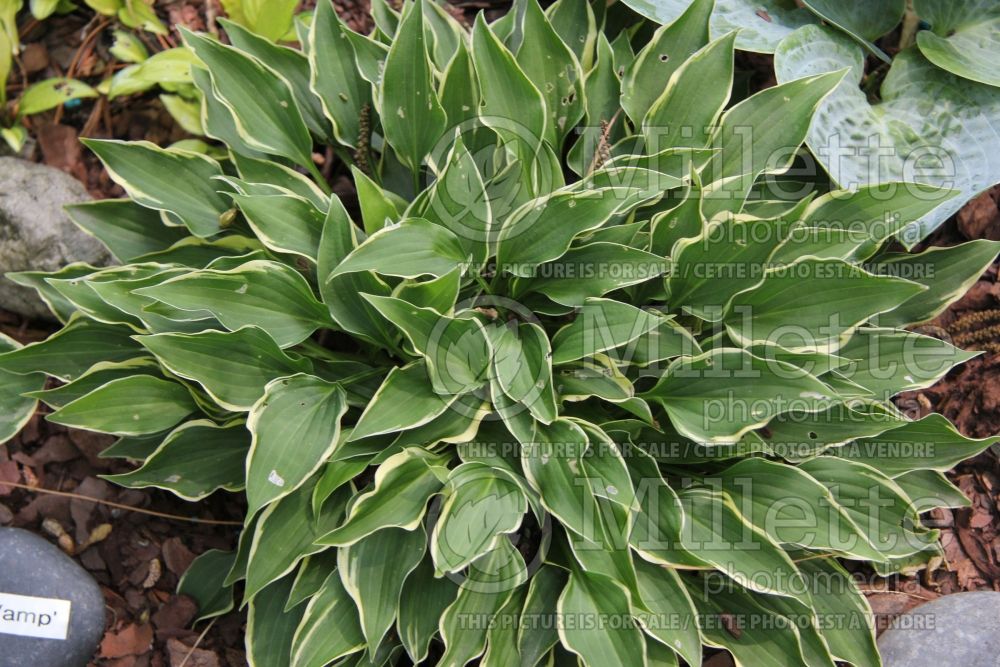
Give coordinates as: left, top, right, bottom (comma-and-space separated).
7, 3, 998, 666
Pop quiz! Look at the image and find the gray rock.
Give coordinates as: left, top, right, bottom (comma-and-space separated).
0, 158, 110, 320
877, 591, 1000, 667
0, 527, 106, 667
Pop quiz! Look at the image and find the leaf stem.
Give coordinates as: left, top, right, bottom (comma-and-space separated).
306, 159, 333, 196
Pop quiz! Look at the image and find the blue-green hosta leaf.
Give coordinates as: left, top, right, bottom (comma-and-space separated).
82, 139, 231, 238
0, 334, 43, 445
551, 299, 664, 365
230, 193, 326, 262
480, 587, 527, 667
104, 420, 249, 500
0, 317, 143, 383
516, 243, 667, 308
621, 0, 713, 125
775, 24, 1000, 244
245, 481, 349, 601
760, 401, 908, 461
136, 327, 312, 411
915, 0, 1000, 87
643, 31, 737, 151
397, 554, 459, 664
291, 571, 365, 667
702, 70, 846, 217
632, 557, 702, 667
66, 199, 188, 263
178, 549, 238, 623
380, 0, 447, 172
837, 328, 977, 400
644, 348, 833, 443
471, 13, 547, 156
137, 260, 330, 348
802, 0, 903, 54
231, 153, 329, 210
872, 240, 1000, 327
516, 564, 566, 667
339, 527, 426, 651
221, 18, 331, 141
182, 29, 314, 169
349, 362, 459, 440
317, 447, 448, 546
27, 358, 161, 410
716, 457, 883, 561
431, 462, 528, 574
245, 374, 348, 517
835, 413, 998, 477
247, 575, 304, 667
516, 0, 584, 148
331, 218, 469, 280
286, 551, 338, 612
724, 259, 926, 352
491, 321, 558, 423
616, 318, 702, 368
568, 33, 626, 175
352, 166, 402, 236
438, 539, 527, 667
558, 571, 646, 667
47, 375, 195, 436
679, 487, 810, 603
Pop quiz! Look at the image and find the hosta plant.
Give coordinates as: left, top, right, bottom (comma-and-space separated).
2, 0, 999, 665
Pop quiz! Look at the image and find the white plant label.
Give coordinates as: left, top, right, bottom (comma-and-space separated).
0, 592, 72, 640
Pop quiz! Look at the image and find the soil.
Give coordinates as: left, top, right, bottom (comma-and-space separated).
2, 2, 999, 666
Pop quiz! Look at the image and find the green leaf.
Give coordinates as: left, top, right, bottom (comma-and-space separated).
872, 240, 1000, 327
621, 0, 713, 125
67, 199, 188, 263
551, 298, 663, 365
895, 469, 971, 510
317, 447, 447, 546
136, 327, 312, 411
431, 462, 528, 573
724, 259, 926, 352
352, 165, 401, 235
837, 328, 977, 400
245, 374, 347, 516
137, 260, 330, 348
231, 193, 326, 262
836, 413, 998, 477
222, 18, 332, 140
286, 551, 337, 612
0, 334, 43, 445
178, 549, 237, 623
290, 571, 365, 666
644, 348, 834, 443
558, 571, 646, 667
915, 0, 1000, 87
516, 0, 584, 148
232, 153, 329, 210
182, 29, 314, 169
643, 31, 737, 151
332, 218, 469, 279
471, 13, 547, 155
247, 575, 305, 667
0, 318, 144, 381
309, 0, 372, 147
798, 558, 880, 667
47, 375, 196, 436
398, 554, 459, 663
104, 420, 249, 500
18, 78, 97, 116
497, 189, 636, 276
775, 24, 1000, 244
491, 321, 558, 423
83, 139, 231, 238
339, 527, 426, 650
221, 0, 298, 42
380, 0, 447, 172
632, 557, 702, 667
349, 362, 459, 440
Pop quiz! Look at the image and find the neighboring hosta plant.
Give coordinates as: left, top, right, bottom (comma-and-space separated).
2, 0, 999, 665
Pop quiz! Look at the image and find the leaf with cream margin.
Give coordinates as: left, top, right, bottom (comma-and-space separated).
775, 24, 1000, 245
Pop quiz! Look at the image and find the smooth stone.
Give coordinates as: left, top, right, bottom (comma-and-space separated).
877, 591, 1000, 667
0, 157, 111, 320
0, 527, 106, 667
